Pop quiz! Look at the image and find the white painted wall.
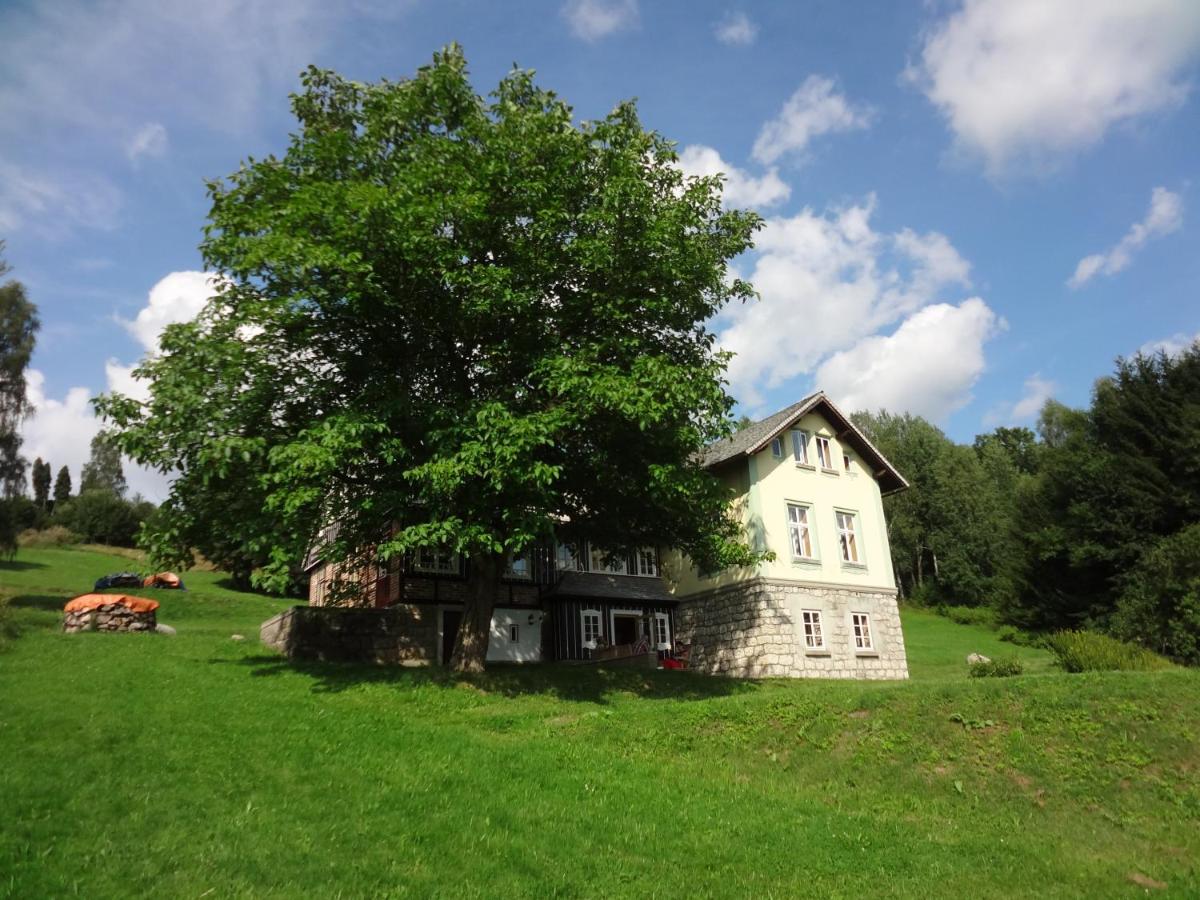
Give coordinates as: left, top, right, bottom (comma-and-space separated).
486, 608, 544, 663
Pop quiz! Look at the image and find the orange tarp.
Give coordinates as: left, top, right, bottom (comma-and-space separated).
143, 572, 182, 588
64, 593, 160, 614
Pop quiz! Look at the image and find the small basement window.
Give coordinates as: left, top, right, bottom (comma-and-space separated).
509, 624, 520, 643
801, 610, 825, 651
851, 612, 873, 651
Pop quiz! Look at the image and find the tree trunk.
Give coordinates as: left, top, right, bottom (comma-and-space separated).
450, 551, 502, 673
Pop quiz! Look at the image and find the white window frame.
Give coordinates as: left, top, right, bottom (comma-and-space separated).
556, 542, 583, 572
589, 545, 630, 575
609, 608, 645, 644
770, 436, 784, 458
581, 608, 602, 650
801, 609, 826, 651
653, 612, 671, 651
836, 510, 861, 565
414, 547, 459, 575
504, 552, 532, 580
851, 612, 873, 651
635, 548, 659, 578
791, 429, 810, 465
786, 502, 816, 560
816, 435, 834, 470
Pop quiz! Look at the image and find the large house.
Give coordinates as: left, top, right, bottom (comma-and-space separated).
281, 392, 909, 679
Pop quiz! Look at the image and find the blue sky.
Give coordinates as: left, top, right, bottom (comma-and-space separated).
2, 0, 1198, 499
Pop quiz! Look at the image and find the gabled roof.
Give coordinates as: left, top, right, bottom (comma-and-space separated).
701, 392, 909, 495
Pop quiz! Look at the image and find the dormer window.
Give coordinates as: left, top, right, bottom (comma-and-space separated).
791, 430, 810, 465
816, 436, 834, 470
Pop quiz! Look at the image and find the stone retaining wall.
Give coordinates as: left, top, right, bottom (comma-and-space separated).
260, 604, 438, 665
675, 578, 908, 680
63, 604, 157, 633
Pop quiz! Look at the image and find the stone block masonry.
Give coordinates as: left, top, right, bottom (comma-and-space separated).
260, 604, 438, 665
63, 603, 157, 633
675, 578, 908, 680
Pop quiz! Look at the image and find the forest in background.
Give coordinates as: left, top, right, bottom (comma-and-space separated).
854, 343, 1200, 665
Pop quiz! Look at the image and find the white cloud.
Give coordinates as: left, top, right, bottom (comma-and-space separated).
1138, 330, 1200, 357
562, 0, 638, 41
718, 195, 974, 406
985, 373, 1056, 426
714, 11, 757, 46
677, 145, 790, 209
752, 75, 872, 165
0, 160, 121, 237
1068, 187, 1184, 288
21, 369, 169, 502
125, 122, 168, 163
119, 270, 219, 354
911, 0, 1200, 175
816, 299, 1003, 422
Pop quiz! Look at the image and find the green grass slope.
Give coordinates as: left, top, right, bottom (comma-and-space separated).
1, 546, 1197, 898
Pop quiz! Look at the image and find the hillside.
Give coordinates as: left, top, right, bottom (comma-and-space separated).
1, 546, 1197, 897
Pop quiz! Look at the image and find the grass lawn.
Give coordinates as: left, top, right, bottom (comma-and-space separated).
2, 546, 1198, 898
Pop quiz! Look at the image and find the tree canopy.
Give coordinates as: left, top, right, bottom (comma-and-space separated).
99, 46, 764, 669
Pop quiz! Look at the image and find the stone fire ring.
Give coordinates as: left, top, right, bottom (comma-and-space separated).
63, 594, 160, 633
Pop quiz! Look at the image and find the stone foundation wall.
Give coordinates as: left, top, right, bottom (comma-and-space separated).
63, 604, 157, 633
260, 604, 438, 665
675, 578, 908, 680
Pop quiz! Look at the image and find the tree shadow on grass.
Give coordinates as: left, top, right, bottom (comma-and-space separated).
0, 559, 48, 572
224, 653, 758, 704
8, 594, 65, 611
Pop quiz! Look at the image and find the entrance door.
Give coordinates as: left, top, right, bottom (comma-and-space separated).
612, 613, 640, 646
442, 609, 462, 664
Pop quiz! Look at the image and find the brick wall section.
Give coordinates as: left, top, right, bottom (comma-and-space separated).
260, 604, 438, 665
675, 578, 908, 680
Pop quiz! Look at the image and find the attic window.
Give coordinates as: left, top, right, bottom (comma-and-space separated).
771, 437, 784, 458
843, 453, 851, 472
816, 436, 834, 470
791, 430, 810, 465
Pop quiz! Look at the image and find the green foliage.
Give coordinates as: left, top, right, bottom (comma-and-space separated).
52, 490, 153, 547
1114, 523, 1200, 665
967, 658, 1024, 678
853, 411, 1024, 608
79, 433, 126, 498
52, 465, 71, 507
1046, 630, 1172, 673
17, 525, 81, 548
0, 499, 17, 558
98, 46, 764, 604
0, 243, 39, 498
31, 457, 51, 508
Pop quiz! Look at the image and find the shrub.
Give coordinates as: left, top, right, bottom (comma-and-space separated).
968, 658, 1024, 678
52, 491, 152, 547
996, 625, 1042, 647
938, 604, 1000, 629
1113, 524, 1200, 666
18, 525, 81, 548
1045, 630, 1171, 673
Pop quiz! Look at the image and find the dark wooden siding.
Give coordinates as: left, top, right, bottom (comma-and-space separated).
550, 598, 676, 662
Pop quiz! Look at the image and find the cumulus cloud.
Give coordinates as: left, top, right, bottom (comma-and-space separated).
985, 373, 1056, 426
119, 270, 220, 353
0, 160, 121, 237
717, 195, 975, 406
815, 299, 1003, 422
1138, 330, 1200, 357
714, 11, 757, 46
562, 0, 638, 41
752, 76, 872, 165
125, 122, 168, 163
1068, 187, 1184, 288
677, 145, 790, 209
910, 0, 1200, 175
21, 369, 168, 501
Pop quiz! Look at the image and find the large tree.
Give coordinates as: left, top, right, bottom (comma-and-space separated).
0, 242, 39, 500
32, 457, 51, 509
52, 465, 72, 508
79, 433, 126, 498
99, 46, 763, 671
